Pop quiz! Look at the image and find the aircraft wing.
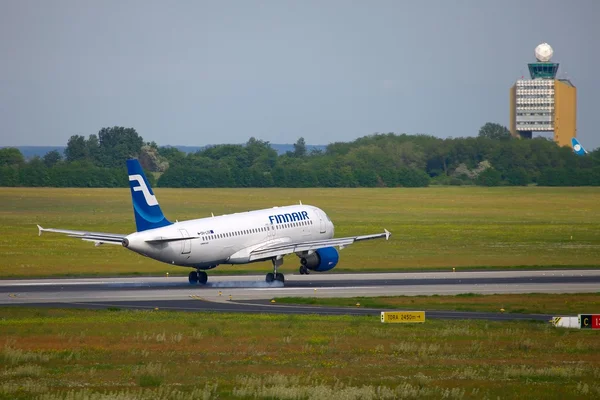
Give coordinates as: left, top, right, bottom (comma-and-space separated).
37, 225, 126, 245
248, 229, 391, 261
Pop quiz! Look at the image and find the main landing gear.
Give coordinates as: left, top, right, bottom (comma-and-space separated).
266, 256, 285, 283
188, 270, 208, 285
299, 265, 310, 275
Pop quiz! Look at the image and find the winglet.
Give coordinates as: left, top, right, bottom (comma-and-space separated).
384, 229, 391, 240
37, 224, 44, 237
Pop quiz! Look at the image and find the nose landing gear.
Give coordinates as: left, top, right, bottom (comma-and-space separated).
266, 256, 285, 283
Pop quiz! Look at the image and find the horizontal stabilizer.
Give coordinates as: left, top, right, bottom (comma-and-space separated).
37, 225, 126, 245
145, 236, 199, 244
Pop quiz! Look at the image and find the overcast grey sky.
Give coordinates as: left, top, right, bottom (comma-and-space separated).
0, 0, 598, 148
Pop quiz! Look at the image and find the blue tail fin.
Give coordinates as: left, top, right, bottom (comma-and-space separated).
571, 138, 588, 156
126, 159, 172, 231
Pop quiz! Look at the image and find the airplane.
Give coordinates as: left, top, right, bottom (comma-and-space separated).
571, 137, 588, 156
37, 159, 391, 285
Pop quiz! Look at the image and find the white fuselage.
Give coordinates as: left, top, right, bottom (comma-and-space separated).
123, 205, 334, 269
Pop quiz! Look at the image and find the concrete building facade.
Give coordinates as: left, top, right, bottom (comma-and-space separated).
509, 43, 576, 147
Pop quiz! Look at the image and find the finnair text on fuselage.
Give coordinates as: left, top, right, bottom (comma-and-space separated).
269, 211, 310, 224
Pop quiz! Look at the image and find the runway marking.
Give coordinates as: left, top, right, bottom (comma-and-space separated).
188, 295, 205, 301
3, 285, 600, 305
8, 293, 18, 298
248, 286, 380, 291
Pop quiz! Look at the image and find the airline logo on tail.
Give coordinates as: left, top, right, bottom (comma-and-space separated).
126, 159, 171, 231
129, 174, 159, 206
571, 138, 588, 156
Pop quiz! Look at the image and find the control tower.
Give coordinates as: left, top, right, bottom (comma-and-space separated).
509, 43, 576, 147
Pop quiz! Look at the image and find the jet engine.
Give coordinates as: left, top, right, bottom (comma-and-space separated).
300, 247, 339, 272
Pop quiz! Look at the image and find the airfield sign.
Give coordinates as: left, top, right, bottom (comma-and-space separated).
381, 311, 425, 323
579, 314, 600, 329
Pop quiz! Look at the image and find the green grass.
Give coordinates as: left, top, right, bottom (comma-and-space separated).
0, 307, 599, 399
274, 293, 600, 315
1, 187, 600, 278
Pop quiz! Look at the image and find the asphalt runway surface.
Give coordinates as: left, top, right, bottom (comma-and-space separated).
2, 269, 599, 322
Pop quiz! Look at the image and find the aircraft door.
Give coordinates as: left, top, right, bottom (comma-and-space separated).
267, 225, 276, 240
317, 210, 327, 234
179, 229, 191, 254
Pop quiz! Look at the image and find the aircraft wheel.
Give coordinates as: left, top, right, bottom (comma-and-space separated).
188, 271, 198, 284
266, 272, 275, 283
299, 265, 310, 275
198, 271, 208, 285
275, 273, 285, 283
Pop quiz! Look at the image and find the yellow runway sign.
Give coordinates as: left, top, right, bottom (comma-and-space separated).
381, 311, 425, 323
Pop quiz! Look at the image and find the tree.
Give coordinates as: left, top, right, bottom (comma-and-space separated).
292, 137, 306, 158
505, 167, 529, 186
97, 127, 144, 168
64, 135, 89, 162
0, 148, 24, 166
397, 168, 430, 187
43, 150, 62, 167
6, 130, 600, 189
139, 145, 169, 172
158, 146, 186, 165
478, 122, 512, 141
86, 134, 100, 164
476, 168, 502, 186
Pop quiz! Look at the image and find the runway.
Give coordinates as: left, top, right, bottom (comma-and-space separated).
1, 269, 599, 321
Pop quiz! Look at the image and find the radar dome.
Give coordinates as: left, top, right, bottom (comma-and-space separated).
535, 43, 553, 62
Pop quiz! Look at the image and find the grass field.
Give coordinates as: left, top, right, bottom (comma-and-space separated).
0, 307, 599, 399
275, 293, 600, 315
1, 187, 599, 278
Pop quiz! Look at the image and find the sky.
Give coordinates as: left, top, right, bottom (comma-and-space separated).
0, 0, 598, 149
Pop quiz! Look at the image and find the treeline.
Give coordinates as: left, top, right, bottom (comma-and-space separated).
1, 124, 599, 188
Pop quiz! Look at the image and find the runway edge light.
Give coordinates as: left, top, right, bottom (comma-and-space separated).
381, 311, 425, 324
